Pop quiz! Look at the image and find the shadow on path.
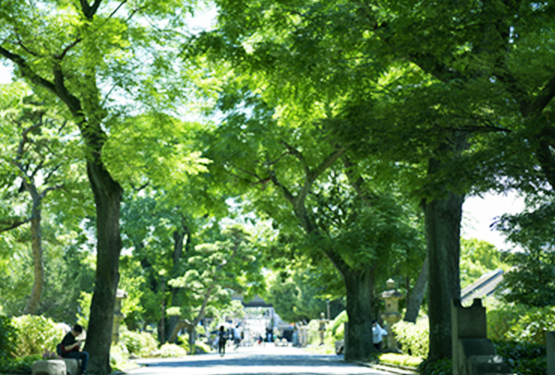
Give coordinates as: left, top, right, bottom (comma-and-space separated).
126, 346, 391, 375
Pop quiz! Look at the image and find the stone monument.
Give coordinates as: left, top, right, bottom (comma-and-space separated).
452, 298, 511, 375
318, 312, 328, 345
380, 279, 403, 353
112, 289, 128, 344
548, 331, 555, 375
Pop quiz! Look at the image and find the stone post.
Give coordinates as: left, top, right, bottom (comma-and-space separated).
112, 289, 127, 344
548, 331, 555, 375
380, 279, 403, 353
452, 298, 511, 375
318, 312, 327, 346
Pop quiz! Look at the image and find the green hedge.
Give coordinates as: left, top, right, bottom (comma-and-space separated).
11, 315, 63, 357
391, 318, 429, 358
119, 328, 158, 357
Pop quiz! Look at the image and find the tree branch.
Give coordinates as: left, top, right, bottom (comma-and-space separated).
0, 45, 58, 94
0, 217, 32, 233
81, 0, 103, 19
525, 75, 555, 117
342, 156, 377, 206
57, 38, 83, 61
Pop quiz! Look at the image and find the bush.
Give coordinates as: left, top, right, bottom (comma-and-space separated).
306, 319, 321, 346
0, 354, 42, 374
194, 342, 211, 354
0, 315, 16, 360
391, 318, 429, 358
487, 301, 555, 344
11, 315, 63, 357
157, 343, 187, 358
494, 341, 547, 375
418, 358, 453, 375
119, 328, 158, 357
329, 311, 348, 340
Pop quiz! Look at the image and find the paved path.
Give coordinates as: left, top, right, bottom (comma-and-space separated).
125, 346, 393, 375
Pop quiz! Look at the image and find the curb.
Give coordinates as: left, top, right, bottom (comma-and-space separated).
354, 361, 419, 375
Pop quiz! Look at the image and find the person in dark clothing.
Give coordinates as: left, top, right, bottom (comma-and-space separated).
61, 324, 89, 374
218, 325, 227, 357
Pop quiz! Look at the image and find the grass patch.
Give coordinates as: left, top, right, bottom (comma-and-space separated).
379, 353, 423, 368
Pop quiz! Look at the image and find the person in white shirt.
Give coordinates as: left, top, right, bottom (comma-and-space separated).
372, 320, 387, 350
233, 325, 242, 350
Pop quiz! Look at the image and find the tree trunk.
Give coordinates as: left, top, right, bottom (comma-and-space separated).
166, 226, 188, 342
423, 192, 463, 362
168, 320, 187, 343
343, 269, 376, 361
83, 160, 123, 375
404, 254, 428, 323
24, 201, 44, 315
188, 327, 196, 354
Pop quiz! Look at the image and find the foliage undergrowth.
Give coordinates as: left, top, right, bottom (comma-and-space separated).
486, 300, 555, 344
0, 315, 16, 360
494, 341, 546, 375
0, 354, 42, 374
391, 318, 429, 358
418, 358, 453, 375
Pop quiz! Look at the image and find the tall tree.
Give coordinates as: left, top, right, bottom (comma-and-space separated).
0, 83, 82, 314
193, 80, 424, 360
0, 1, 197, 372
167, 224, 265, 352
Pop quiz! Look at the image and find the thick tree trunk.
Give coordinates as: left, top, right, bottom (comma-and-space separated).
168, 320, 187, 343
423, 192, 463, 362
343, 269, 375, 361
404, 254, 428, 323
24, 204, 44, 315
83, 160, 123, 375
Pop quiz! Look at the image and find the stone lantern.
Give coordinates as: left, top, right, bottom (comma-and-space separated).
380, 279, 403, 353
112, 289, 128, 344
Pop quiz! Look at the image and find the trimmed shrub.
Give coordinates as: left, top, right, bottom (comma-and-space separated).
11, 315, 63, 357
391, 318, 429, 358
158, 343, 187, 358
119, 328, 158, 357
306, 319, 321, 346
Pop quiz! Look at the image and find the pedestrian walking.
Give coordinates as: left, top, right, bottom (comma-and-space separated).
218, 326, 227, 356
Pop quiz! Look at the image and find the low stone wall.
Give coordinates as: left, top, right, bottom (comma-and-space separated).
32, 358, 81, 375
452, 299, 511, 375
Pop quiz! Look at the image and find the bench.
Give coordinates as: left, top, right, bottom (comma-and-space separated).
32, 358, 81, 375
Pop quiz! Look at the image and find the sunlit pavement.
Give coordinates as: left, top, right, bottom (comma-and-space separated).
125, 345, 393, 375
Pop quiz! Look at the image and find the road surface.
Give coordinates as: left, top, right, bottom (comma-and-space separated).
125, 346, 394, 375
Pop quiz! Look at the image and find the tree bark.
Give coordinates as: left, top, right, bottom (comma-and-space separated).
423, 191, 463, 361
83, 160, 123, 375
404, 254, 428, 323
343, 269, 376, 361
24, 197, 44, 315
167, 226, 188, 342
